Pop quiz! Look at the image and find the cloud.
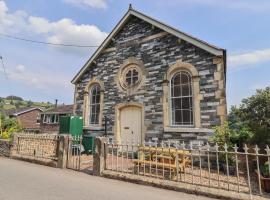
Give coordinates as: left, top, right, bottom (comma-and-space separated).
0, 1, 107, 54
63, 0, 108, 9
228, 48, 270, 69
15, 64, 26, 73
28, 16, 107, 53
3, 64, 71, 91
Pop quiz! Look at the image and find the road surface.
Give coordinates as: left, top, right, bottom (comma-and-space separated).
0, 157, 216, 200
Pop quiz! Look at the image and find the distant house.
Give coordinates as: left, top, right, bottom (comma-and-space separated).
40, 105, 73, 133
4, 107, 43, 132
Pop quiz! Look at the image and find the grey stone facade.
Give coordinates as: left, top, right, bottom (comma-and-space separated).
74, 15, 226, 143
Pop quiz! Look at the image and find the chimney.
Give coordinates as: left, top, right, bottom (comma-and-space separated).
55, 99, 58, 108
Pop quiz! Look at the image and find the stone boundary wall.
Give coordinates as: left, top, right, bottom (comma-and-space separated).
11, 133, 59, 159
0, 139, 11, 157
9, 133, 63, 167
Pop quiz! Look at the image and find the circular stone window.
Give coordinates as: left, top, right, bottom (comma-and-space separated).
117, 58, 145, 93
122, 65, 141, 88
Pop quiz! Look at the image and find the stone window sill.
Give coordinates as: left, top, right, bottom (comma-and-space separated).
83, 126, 103, 131
164, 127, 214, 133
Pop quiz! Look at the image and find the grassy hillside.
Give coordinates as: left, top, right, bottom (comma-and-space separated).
0, 96, 54, 112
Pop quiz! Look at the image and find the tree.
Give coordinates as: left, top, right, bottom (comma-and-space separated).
0, 114, 22, 139
26, 100, 33, 107
6, 95, 23, 101
15, 101, 23, 108
228, 87, 270, 146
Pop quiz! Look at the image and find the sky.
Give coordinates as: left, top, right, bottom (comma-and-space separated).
0, 0, 270, 108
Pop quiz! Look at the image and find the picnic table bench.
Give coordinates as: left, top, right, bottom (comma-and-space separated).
133, 146, 190, 179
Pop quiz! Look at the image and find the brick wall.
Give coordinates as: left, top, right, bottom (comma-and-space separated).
40, 123, 60, 133
16, 109, 42, 131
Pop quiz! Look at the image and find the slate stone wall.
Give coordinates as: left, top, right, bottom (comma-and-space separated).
74, 16, 224, 143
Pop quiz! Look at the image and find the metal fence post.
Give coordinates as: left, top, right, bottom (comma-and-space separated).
57, 135, 69, 169
93, 137, 107, 176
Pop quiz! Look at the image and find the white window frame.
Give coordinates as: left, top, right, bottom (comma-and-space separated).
43, 114, 59, 124
169, 71, 194, 127
89, 84, 101, 126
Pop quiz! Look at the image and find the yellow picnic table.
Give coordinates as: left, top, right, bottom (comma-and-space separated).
133, 146, 191, 178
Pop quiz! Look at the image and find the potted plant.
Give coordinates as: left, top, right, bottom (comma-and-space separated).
256, 162, 270, 193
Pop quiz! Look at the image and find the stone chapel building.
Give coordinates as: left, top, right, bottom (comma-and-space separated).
72, 7, 227, 145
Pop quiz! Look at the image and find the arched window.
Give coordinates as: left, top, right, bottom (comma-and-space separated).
89, 84, 101, 125
170, 71, 194, 126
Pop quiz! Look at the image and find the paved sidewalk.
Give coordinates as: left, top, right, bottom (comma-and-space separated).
0, 157, 217, 200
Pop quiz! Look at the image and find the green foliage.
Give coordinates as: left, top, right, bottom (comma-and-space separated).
228, 87, 270, 146
26, 100, 33, 107
212, 122, 233, 147
212, 120, 253, 150
1, 97, 53, 112
211, 123, 237, 165
15, 101, 23, 108
261, 162, 270, 178
6, 95, 23, 101
0, 114, 22, 139
213, 87, 269, 148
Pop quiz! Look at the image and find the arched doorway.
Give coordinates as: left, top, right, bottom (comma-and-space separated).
115, 103, 144, 144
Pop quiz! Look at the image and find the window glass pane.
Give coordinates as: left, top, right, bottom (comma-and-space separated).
91, 94, 96, 104
133, 69, 138, 77
133, 76, 138, 83
182, 110, 191, 123
126, 70, 132, 77
172, 74, 180, 85
96, 93, 100, 103
90, 115, 95, 124
181, 73, 189, 84
182, 97, 191, 109
126, 77, 131, 85
174, 110, 182, 125
172, 98, 181, 109
96, 105, 100, 114
181, 84, 191, 96
91, 105, 96, 114
172, 85, 181, 97
95, 114, 100, 124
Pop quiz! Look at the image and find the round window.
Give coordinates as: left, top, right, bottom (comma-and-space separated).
117, 62, 144, 92
124, 67, 139, 87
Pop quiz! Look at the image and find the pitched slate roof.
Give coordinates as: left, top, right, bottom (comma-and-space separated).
71, 7, 226, 84
4, 107, 43, 117
43, 105, 73, 114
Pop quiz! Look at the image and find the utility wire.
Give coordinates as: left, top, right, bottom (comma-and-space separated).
0, 33, 100, 48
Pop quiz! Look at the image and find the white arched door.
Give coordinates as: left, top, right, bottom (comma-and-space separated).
120, 106, 142, 145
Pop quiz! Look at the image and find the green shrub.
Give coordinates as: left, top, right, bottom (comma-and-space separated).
261, 162, 270, 178
0, 114, 21, 139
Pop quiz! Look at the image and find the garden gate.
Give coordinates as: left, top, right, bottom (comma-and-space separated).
66, 135, 93, 173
